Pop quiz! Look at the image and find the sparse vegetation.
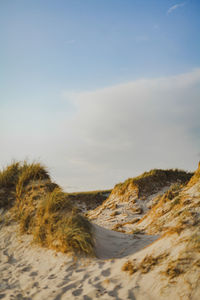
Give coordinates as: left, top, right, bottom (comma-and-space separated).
164, 259, 186, 279
122, 260, 137, 275
187, 162, 200, 187
112, 223, 123, 231
110, 211, 120, 217
139, 255, 159, 273
122, 253, 169, 276
187, 231, 200, 252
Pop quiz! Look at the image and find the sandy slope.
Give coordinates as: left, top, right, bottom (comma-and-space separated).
1, 216, 199, 299
0, 217, 158, 300
1, 220, 199, 300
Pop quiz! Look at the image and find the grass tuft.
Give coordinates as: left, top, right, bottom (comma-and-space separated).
187, 162, 200, 187
0, 161, 21, 189
16, 161, 50, 201
122, 260, 137, 275
0, 160, 95, 256
15, 184, 95, 256
112, 169, 193, 201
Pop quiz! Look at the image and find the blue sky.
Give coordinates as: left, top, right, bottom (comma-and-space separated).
1, 0, 200, 191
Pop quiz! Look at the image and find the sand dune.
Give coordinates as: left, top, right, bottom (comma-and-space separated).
1, 167, 200, 299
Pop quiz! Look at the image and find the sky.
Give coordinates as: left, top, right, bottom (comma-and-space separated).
1, 0, 200, 191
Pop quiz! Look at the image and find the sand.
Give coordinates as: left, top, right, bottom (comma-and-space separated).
0, 217, 158, 300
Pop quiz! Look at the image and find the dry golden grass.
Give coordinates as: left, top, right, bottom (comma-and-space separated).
113, 169, 192, 198
130, 206, 143, 214
110, 211, 120, 217
0, 162, 21, 207
164, 261, 184, 279
112, 223, 123, 231
108, 202, 118, 210
187, 232, 200, 252
163, 254, 192, 279
15, 183, 94, 256
139, 253, 169, 274
136, 182, 186, 235
122, 253, 169, 276
0, 160, 95, 256
187, 162, 200, 187
0, 161, 21, 189
16, 161, 50, 201
0, 161, 50, 208
122, 260, 138, 275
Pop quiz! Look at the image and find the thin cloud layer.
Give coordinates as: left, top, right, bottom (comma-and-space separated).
167, 2, 185, 14
1, 70, 200, 192
61, 69, 200, 190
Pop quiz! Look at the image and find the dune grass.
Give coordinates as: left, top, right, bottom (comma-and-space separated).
187, 162, 200, 187
0, 160, 95, 256
122, 260, 137, 275
28, 187, 95, 255
0, 161, 50, 207
0, 161, 21, 189
18, 186, 94, 256
16, 161, 50, 201
113, 168, 193, 198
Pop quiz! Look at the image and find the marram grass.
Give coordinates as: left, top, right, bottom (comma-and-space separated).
113, 168, 193, 197
16, 161, 50, 201
0, 160, 95, 256
0, 161, 21, 189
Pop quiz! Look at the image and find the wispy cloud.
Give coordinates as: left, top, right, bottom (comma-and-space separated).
167, 2, 185, 14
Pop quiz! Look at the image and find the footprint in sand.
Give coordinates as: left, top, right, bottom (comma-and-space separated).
47, 274, 56, 279
72, 288, 83, 296
101, 268, 111, 277
128, 289, 136, 300
21, 266, 31, 272
83, 296, 92, 300
29, 271, 38, 277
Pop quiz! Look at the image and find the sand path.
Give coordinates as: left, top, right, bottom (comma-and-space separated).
0, 221, 157, 300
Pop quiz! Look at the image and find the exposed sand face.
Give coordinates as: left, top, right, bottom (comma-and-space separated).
87, 186, 170, 233
93, 224, 158, 259
1, 175, 200, 299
